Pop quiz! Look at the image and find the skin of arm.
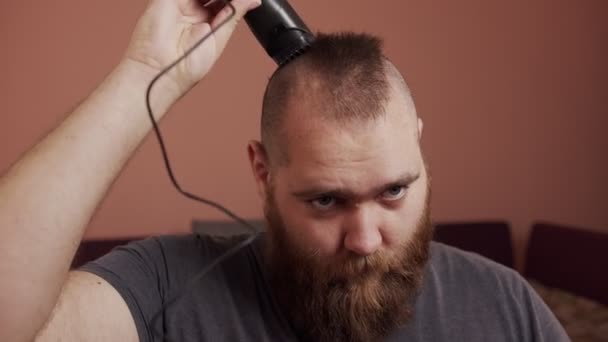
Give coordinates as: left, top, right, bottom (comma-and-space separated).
0, 0, 260, 341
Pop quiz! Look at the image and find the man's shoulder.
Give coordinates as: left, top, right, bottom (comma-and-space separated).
405, 242, 569, 341
87, 233, 260, 282
429, 241, 519, 277
425, 241, 526, 297
131, 233, 257, 258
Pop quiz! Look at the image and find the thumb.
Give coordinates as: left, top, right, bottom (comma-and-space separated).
208, 0, 261, 53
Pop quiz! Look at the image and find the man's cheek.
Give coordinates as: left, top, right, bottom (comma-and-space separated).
389, 205, 423, 241
305, 221, 344, 256
284, 215, 339, 256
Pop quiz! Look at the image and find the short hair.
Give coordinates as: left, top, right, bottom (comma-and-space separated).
261, 32, 410, 166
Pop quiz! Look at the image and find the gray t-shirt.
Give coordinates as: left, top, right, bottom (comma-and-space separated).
80, 233, 569, 342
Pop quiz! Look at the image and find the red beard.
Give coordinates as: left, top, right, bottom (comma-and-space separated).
263, 190, 433, 342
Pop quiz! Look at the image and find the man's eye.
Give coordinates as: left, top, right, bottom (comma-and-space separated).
381, 186, 406, 200
310, 196, 336, 210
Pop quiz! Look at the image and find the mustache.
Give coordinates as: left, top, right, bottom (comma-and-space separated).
303, 245, 409, 284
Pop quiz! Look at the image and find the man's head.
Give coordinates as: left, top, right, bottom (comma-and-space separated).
247, 32, 432, 341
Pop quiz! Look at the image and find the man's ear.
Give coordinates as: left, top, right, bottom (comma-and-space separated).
417, 118, 424, 141
247, 140, 271, 199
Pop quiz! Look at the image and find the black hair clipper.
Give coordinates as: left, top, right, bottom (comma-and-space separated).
244, 0, 315, 66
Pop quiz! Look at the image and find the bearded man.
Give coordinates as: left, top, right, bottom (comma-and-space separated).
0, 0, 568, 341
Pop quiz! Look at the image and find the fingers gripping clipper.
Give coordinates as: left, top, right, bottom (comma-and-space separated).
244, 0, 315, 65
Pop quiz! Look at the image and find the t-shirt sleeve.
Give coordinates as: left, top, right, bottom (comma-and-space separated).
79, 237, 169, 342
519, 274, 571, 341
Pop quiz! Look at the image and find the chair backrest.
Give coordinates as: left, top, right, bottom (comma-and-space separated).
433, 221, 514, 269
191, 219, 265, 237
524, 222, 608, 306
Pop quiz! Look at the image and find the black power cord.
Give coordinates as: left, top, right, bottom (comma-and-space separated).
144, 1, 261, 340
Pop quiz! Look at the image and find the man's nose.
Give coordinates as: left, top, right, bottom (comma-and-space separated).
343, 204, 383, 256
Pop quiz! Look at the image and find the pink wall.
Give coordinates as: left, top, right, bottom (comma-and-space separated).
1, 0, 607, 268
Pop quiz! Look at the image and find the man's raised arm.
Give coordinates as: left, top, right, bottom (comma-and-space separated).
0, 1, 260, 341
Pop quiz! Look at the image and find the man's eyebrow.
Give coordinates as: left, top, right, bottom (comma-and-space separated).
291, 172, 420, 199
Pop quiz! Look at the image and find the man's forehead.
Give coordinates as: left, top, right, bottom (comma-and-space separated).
282, 91, 419, 155
279, 111, 421, 185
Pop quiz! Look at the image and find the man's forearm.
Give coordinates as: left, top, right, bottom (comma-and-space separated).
0, 59, 177, 342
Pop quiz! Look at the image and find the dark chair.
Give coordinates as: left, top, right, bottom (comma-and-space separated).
433, 221, 514, 269
191, 219, 265, 237
524, 222, 608, 306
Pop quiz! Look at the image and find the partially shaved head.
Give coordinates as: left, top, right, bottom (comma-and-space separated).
249, 31, 431, 342
261, 32, 416, 166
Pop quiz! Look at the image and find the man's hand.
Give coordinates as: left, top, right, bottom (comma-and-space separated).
125, 0, 261, 96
